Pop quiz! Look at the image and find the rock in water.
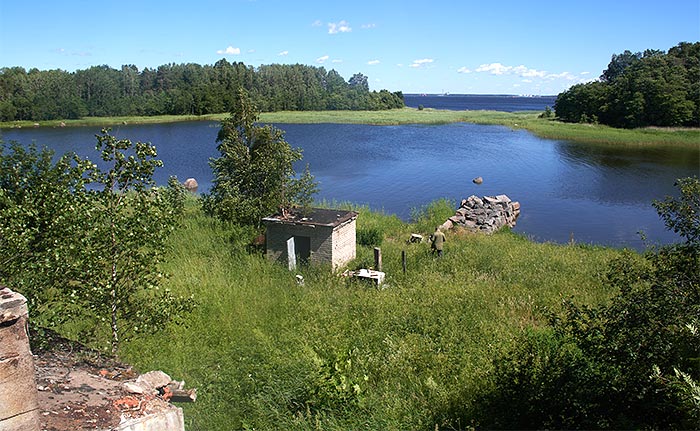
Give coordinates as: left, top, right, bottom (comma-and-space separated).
183, 178, 198, 193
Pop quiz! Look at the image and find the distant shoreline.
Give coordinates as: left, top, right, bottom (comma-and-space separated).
1, 108, 698, 147
403, 93, 558, 97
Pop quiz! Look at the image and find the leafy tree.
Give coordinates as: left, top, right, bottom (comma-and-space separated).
653, 177, 700, 246
555, 42, 699, 128
204, 88, 318, 226
81, 129, 191, 354
601, 50, 642, 83
0, 142, 92, 326
554, 81, 607, 123
0, 62, 404, 121
668, 42, 700, 126
348, 73, 369, 91
0, 132, 192, 355
290, 164, 319, 216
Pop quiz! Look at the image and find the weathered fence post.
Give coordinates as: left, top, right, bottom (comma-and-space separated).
374, 247, 382, 272
0, 286, 40, 431
402, 250, 407, 274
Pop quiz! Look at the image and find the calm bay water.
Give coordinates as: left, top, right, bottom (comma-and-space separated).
2, 106, 698, 250
403, 94, 558, 111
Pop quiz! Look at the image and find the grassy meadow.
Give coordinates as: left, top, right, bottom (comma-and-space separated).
119, 198, 624, 430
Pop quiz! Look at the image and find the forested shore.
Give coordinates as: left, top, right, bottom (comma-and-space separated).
0, 60, 404, 121
554, 42, 699, 128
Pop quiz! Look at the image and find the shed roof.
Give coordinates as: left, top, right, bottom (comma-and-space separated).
262, 208, 358, 228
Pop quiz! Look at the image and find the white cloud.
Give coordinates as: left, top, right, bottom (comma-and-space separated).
311, 20, 323, 27
328, 20, 351, 34
474, 63, 548, 78
316, 55, 329, 63
513, 65, 546, 78
367, 59, 380, 65
331, 59, 343, 63
361, 23, 377, 29
216, 46, 241, 55
475, 63, 510, 75
461, 61, 596, 92
545, 71, 576, 81
278, 50, 289, 56
410, 58, 434, 68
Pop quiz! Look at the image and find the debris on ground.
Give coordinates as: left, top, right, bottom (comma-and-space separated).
32, 330, 194, 431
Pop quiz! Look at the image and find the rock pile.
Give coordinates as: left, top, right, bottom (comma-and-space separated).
441, 194, 520, 234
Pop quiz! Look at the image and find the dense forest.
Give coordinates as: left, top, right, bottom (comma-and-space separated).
0, 60, 405, 121
555, 42, 700, 128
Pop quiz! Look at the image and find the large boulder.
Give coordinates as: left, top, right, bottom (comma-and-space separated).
183, 178, 198, 193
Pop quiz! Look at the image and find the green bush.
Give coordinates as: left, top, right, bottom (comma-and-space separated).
357, 227, 383, 247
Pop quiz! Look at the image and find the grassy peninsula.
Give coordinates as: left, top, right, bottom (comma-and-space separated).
115, 198, 623, 430
3, 108, 698, 147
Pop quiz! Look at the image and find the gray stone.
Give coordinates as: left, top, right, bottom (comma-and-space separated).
183, 178, 198, 193
483, 196, 499, 205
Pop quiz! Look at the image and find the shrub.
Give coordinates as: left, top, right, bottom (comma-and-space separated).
357, 227, 383, 247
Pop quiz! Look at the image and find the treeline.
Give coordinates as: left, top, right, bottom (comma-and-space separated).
555, 42, 700, 128
0, 60, 405, 121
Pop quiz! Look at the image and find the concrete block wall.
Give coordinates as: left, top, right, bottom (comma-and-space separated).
332, 219, 356, 269
265, 219, 356, 270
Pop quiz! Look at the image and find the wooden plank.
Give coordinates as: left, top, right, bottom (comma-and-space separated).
286, 237, 296, 271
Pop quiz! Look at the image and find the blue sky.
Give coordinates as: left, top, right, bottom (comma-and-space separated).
1, 0, 698, 95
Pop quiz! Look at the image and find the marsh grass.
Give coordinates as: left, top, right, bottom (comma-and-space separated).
4, 108, 697, 148
120, 198, 623, 430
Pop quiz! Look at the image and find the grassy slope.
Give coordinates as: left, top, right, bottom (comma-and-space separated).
3, 108, 698, 147
121, 199, 623, 430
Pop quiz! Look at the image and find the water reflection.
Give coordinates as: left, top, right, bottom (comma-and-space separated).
553, 140, 699, 206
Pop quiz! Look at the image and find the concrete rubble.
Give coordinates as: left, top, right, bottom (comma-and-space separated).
0, 286, 41, 431
0, 285, 195, 431
440, 194, 521, 234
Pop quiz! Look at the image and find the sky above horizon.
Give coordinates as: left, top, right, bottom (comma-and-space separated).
1, 0, 698, 95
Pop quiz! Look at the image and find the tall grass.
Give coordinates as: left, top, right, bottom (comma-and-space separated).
4, 108, 697, 147
121, 198, 622, 430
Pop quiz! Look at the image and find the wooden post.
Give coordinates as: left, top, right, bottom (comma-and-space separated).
402, 250, 407, 274
0, 286, 40, 431
374, 247, 382, 271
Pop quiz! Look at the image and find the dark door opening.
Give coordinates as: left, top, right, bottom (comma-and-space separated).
294, 236, 311, 265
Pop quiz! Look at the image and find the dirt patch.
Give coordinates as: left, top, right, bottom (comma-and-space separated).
32, 331, 175, 431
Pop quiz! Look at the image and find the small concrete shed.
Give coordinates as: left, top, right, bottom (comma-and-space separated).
262, 208, 358, 270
